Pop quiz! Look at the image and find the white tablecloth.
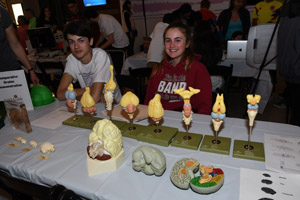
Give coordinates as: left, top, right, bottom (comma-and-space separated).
0, 100, 299, 200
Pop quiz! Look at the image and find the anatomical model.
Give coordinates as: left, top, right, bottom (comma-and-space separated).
104, 65, 116, 120
88, 119, 123, 160
80, 87, 96, 115
173, 87, 200, 140
148, 94, 164, 133
211, 94, 226, 144
65, 83, 78, 120
132, 145, 166, 176
120, 91, 139, 130
246, 94, 261, 150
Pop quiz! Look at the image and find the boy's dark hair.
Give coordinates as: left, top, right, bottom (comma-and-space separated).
25, 8, 35, 16
84, 8, 98, 20
231, 31, 243, 39
63, 19, 93, 40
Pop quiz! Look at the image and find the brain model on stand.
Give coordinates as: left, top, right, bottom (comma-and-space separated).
88, 119, 123, 160
104, 65, 117, 111
87, 119, 125, 176
148, 94, 164, 122
132, 145, 166, 176
120, 91, 139, 120
81, 87, 96, 115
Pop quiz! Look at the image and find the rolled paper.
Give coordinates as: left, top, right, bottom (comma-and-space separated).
148, 94, 164, 122
246, 94, 261, 127
211, 94, 226, 132
104, 65, 116, 111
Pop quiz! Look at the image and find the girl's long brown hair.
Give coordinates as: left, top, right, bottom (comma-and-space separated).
151, 22, 194, 78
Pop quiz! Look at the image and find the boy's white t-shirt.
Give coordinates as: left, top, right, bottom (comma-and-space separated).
64, 48, 122, 103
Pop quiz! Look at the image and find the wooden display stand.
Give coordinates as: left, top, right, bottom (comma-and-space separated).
200, 135, 231, 155
170, 131, 203, 150
137, 125, 178, 147
86, 149, 125, 176
233, 140, 265, 162
62, 115, 126, 130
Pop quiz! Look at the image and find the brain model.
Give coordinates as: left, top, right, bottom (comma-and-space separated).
170, 158, 199, 189
88, 119, 123, 159
40, 142, 55, 154
132, 145, 166, 176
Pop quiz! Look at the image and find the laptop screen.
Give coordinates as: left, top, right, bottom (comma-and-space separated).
227, 40, 247, 59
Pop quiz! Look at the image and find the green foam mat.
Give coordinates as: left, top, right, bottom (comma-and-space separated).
62, 115, 126, 130
120, 123, 148, 139
200, 135, 231, 155
170, 131, 203, 150
233, 140, 265, 162
137, 125, 178, 147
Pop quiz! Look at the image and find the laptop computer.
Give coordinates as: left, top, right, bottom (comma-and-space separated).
226, 40, 247, 59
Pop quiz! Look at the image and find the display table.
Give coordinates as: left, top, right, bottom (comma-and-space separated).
0, 100, 299, 200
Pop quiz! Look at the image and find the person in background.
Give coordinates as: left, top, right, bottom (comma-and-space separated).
84, 9, 129, 50
65, 0, 83, 23
231, 30, 243, 40
277, 0, 300, 126
122, 0, 137, 56
192, 20, 223, 92
172, 3, 195, 27
24, 8, 37, 29
16, 15, 28, 51
37, 7, 57, 33
56, 20, 122, 103
147, 13, 174, 69
198, 0, 217, 22
217, 0, 250, 44
252, 0, 282, 26
144, 22, 212, 115
0, 7, 39, 84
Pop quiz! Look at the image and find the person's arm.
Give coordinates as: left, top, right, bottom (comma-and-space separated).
90, 82, 105, 103
100, 33, 114, 49
95, 32, 105, 47
5, 24, 39, 85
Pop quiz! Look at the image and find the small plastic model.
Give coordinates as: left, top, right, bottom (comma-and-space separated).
87, 119, 124, 176
104, 65, 117, 120
80, 87, 96, 115
120, 91, 139, 130
211, 94, 226, 144
148, 94, 164, 133
40, 142, 55, 154
132, 145, 166, 176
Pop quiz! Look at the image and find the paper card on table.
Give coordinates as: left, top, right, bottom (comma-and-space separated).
31, 107, 76, 129
239, 168, 300, 200
264, 133, 300, 174
101, 104, 148, 122
0, 70, 33, 110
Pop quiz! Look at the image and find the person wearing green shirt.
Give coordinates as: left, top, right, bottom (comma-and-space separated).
24, 8, 37, 29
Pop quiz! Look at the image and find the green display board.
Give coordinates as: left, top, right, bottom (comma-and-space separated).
200, 135, 231, 155
170, 131, 203, 150
233, 140, 265, 162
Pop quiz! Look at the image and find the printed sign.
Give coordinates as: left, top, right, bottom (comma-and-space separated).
0, 70, 33, 110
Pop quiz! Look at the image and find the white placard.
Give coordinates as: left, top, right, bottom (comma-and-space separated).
264, 133, 300, 174
0, 70, 33, 110
240, 168, 300, 200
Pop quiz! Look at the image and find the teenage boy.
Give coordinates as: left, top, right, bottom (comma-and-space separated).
57, 20, 122, 104
84, 9, 129, 50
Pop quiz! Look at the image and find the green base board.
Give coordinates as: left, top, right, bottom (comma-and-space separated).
137, 125, 178, 147
200, 135, 231, 155
120, 123, 148, 139
170, 131, 203, 150
233, 140, 265, 162
62, 115, 126, 130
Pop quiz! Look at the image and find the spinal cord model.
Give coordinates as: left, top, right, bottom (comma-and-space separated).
104, 65, 116, 113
